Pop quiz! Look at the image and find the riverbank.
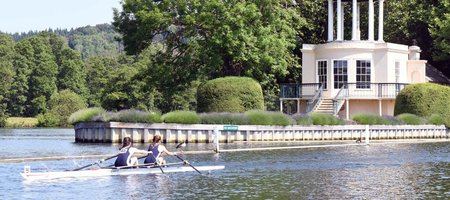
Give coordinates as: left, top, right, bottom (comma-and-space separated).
4, 117, 38, 128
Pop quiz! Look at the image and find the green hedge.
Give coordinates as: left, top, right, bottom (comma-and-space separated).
245, 110, 295, 126
108, 109, 162, 123
397, 113, 425, 125
200, 112, 249, 125
68, 107, 106, 125
310, 113, 345, 125
352, 114, 396, 125
162, 111, 201, 124
197, 76, 265, 113
427, 114, 445, 125
394, 83, 450, 127
292, 114, 314, 126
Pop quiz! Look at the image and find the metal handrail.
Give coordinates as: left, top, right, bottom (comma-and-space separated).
306, 84, 324, 113
333, 84, 348, 115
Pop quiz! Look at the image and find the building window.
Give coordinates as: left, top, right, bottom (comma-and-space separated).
395, 61, 401, 93
356, 60, 371, 89
395, 61, 400, 83
333, 60, 348, 89
317, 61, 327, 89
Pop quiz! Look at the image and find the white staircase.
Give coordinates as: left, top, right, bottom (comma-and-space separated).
313, 99, 335, 115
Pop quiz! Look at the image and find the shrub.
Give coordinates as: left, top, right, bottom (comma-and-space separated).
381, 115, 404, 125
162, 111, 201, 124
427, 114, 445, 125
310, 113, 344, 125
200, 112, 249, 125
397, 113, 425, 125
395, 83, 450, 127
37, 113, 61, 127
245, 110, 295, 126
352, 114, 394, 125
49, 90, 87, 127
68, 107, 106, 125
197, 76, 265, 113
292, 114, 313, 126
91, 111, 116, 122
108, 109, 162, 123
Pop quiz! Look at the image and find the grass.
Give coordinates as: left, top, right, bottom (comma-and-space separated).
5, 117, 39, 128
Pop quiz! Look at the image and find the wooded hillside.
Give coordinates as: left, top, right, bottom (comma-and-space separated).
0, 0, 448, 127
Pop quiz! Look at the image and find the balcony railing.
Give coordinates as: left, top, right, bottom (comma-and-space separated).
280, 83, 408, 99
279, 83, 321, 99
345, 83, 408, 99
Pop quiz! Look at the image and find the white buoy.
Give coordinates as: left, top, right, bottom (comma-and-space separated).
214, 127, 220, 152
24, 166, 31, 173
365, 125, 370, 145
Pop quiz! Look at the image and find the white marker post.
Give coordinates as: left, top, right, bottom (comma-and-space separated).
365, 125, 370, 145
214, 126, 220, 152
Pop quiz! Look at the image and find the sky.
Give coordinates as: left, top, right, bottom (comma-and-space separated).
0, 0, 121, 33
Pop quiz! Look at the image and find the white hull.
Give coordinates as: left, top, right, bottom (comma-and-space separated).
21, 165, 225, 180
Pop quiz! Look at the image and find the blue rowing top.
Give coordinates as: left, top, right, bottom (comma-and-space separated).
144, 144, 160, 164
114, 146, 131, 167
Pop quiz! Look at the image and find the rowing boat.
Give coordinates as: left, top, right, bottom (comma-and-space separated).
21, 165, 225, 180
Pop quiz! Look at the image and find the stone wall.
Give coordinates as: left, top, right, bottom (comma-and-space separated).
74, 122, 449, 143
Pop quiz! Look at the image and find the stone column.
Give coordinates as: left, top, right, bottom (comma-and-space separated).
328, 0, 334, 41
368, 0, 374, 41
337, 0, 342, 40
357, 3, 361, 40
341, 3, 345, 40
352, 0, 357, 40
378, 0, 384, 42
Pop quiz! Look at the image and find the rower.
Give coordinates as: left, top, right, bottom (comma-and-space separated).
144, 135, 176, 166
114, 137, 149, 167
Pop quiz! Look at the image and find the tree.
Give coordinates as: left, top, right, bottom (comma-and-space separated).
383, 0, 449, 77
84, 56, 119, 107
0, 34, 15, 126
430, 0, 450, 74
14, 36, 58, 116
101, 65, 152, 111
42, 89, 87, 127
57, 48, 88, 98
113, 0, 305, 110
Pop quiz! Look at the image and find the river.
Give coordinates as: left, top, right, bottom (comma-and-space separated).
0, 129, 449, 199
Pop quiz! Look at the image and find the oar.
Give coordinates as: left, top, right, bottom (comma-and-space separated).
173, 154, 202, 174
110, 161, 184, 169
174, 141, 201, 174
105, 155, 148, 168
149, 153, 165, 174
72, 154, 118, 171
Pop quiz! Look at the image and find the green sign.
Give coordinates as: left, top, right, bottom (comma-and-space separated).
223, 125, 239, 131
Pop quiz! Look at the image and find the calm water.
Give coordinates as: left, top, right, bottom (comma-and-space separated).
0, 129, 449, 199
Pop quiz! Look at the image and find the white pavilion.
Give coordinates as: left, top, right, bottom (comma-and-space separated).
280, 0, 428, 119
